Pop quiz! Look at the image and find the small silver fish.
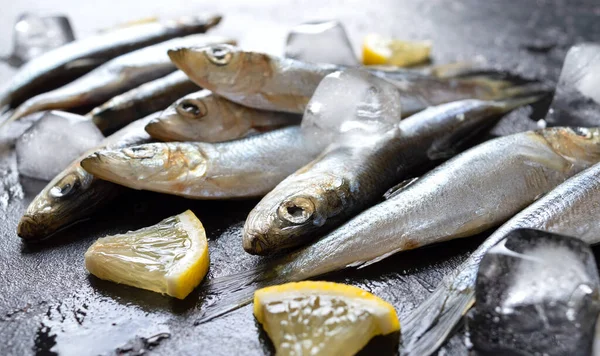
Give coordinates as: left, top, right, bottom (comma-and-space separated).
6, 35, 234, 123
168, 44, 542, 115
87, 71, 199, 135
144, 89, 300, 142
80, 126, 321, 199
242, 96, 540, 255
402, 161, 600, 356
17, 114, 156, 241
198, 127, 600, 322
0, 15, 221, 109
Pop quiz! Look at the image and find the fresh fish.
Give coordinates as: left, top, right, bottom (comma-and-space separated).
87, 71, 199, 135
243, 95, 540, 255
198, 127, 600, 322
81, 126, 320, 199
17, 113, 157, 241
6, 35, 234, 123
144, 89, 300, 142
402, 161, 600, 356
0, 15, 221, 109
168, 44, 541, 114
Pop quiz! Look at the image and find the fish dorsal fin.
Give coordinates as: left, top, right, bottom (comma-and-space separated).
383, 177, 419, 200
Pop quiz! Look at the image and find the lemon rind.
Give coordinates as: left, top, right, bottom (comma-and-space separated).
165, 210, 210, 299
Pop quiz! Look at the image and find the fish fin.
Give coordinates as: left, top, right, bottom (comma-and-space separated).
197, 286, 256, 324
0, 91, 84, 129
196, 264, 289, 324
64, 58, 104, 71
401, 275, 476, 356
0, 96, 45, 128
353, 247, 406, 269
383, 177, 419, 200
494, 82, 553, 103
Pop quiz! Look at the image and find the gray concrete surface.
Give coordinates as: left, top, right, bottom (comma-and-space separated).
0, 0, 599, 355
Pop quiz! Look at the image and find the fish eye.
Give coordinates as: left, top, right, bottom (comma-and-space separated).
49, 173, 80, 199
176, 99, 207, 119
205, 45, 233, 66
572, 127, 595, 139
277, 197, 315, 225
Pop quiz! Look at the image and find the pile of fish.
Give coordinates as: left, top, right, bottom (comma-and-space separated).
5, 12, 600, 355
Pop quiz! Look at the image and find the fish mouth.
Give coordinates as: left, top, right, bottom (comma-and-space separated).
144, 119, 185, 142
168, 48, 193, 73
81, 150, 134, 184
242, 230, 271, 255
17, 214, 51, 241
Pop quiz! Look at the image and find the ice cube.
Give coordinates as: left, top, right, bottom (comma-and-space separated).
301, 68, 402, 148
467, 228, 600, 356
546, 43, 600, 127
285, 20, 358, 66
5, 13, 75, 67
16, 111, 103, 181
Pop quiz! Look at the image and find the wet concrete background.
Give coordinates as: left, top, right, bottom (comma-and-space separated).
0, 0, 599, 355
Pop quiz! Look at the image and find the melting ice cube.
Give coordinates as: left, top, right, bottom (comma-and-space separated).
285, 20, 358, 66
301, 68, 402, 148
4, 13, 75, 67
546, 43, 600, 127
467, 228, 600, 356
16, 111, 103, 181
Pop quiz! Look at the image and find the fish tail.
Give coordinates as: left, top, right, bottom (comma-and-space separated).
401, 281, 476, 356
498, 81, 553, 101
196, 264, 290, 324
494, 90, 549, 112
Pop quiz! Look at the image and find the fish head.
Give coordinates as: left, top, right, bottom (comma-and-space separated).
17, 165, 113, 241
81, 143, 208, 193
243, 173, 351, 255
168, 44, 272, 96
541, 127, 600, 166
145, 90, 247, 142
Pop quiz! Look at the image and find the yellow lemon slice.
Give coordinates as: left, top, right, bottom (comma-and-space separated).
363, 33, 432, 67
85, 210, 209, 299
254, 281, 400, 356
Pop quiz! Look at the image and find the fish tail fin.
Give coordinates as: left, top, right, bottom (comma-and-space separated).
493, 90, 549, 113
401, 277, 476, 356
451, 71, 552, 103
196, 264, 290, 324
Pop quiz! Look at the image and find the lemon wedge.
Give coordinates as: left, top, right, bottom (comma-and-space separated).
85, 210, 209, 299
254, 281, 400, 356
362, 33, 431, 67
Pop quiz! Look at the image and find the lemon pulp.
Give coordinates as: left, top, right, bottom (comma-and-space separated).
254, 281, 400, 356
85, 209, 209, 299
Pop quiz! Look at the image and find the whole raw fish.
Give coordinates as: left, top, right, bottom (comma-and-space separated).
144, 89, 300, 142
81, 127, 321, 199
0, 15, 221, 109
168, 44, 541, 114
198, 127, 600, 322
402, 161, 600, 356
17, 114, 156, 241
88, 70, 199, 134
243, 95, 540, 255
6, 35, 234, 123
